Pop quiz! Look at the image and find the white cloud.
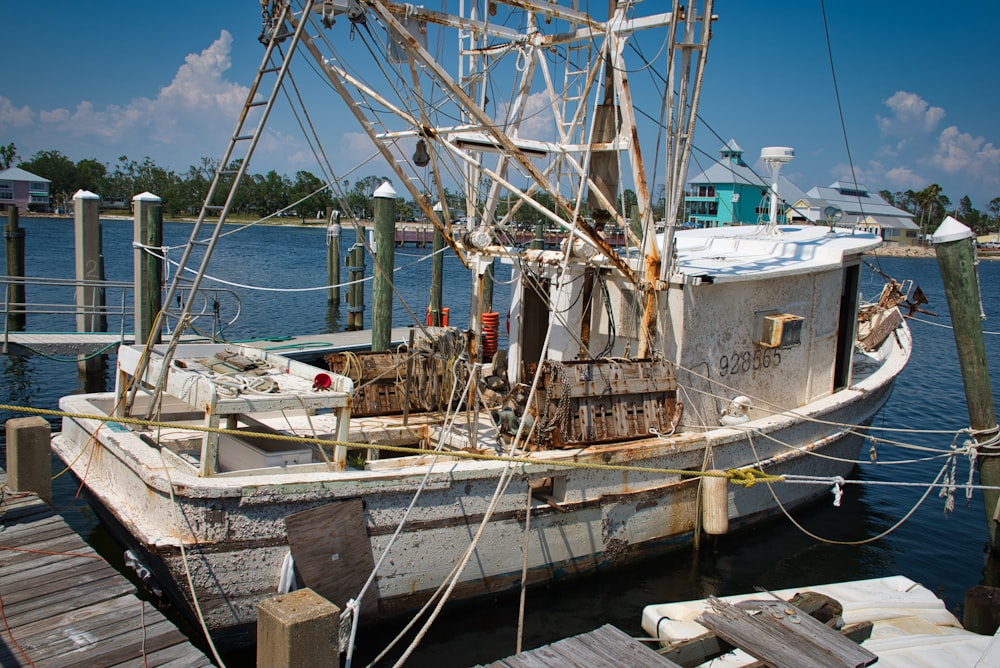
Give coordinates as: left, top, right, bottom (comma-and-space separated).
866, 91, 1000, 204
931, 126, 1000, 196
876, 91, 945, 136
932, 125, 1000, 174
883, 165, 926, 191
8, 32, 247, 168
0, 96, 33, 127
513, 91, 558, 142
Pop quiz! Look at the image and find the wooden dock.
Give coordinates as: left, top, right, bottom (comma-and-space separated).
0, 469, 213, 667
476, 624, 680, 667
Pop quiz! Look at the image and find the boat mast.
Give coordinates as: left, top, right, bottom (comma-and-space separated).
658, 0, 714, 282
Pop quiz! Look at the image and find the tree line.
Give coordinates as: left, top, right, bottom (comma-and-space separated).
880, 184, 999, 238
3, 142, 996, 236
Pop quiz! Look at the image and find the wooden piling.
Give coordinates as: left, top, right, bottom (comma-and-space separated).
372, 182, 397, 351
74, 190, 102, 334
532, 220, 545, 249
429, 226, 444, 326
963, 585, 1000, 635
133, 192, 163, 345
73, 189, 105, 376
483, 256, 496, 313
256, 588, 341, 668
5, 204, 26, 331
932, 216, 1000, 550
327, 213, 341, 308
429, 204, 445, 326
5, 416, 52, 505
347, 243, 365, 331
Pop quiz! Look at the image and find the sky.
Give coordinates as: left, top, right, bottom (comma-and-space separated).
3, 1, 999, 209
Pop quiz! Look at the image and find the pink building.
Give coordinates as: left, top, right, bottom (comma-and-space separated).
0, 167, 51, 212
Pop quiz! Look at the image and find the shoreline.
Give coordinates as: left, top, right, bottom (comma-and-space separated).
10, 213, 998, 259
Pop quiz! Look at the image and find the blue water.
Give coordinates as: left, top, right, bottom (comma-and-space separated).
2, 217, 999, 666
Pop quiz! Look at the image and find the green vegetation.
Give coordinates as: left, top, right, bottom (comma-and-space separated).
880, 186, 999, 238
4, 143, 996, 237
3, 143, 646, 225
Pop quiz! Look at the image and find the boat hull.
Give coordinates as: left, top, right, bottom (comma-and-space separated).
51, 350, 901, 649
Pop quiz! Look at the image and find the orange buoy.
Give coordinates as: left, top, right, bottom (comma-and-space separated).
482, 311, 500, 359
426, 306, 450, 327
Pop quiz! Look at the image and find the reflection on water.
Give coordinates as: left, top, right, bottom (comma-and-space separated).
1, 219, 999, 665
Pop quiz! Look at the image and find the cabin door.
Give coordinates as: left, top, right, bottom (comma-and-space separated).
833, 263, 861, 391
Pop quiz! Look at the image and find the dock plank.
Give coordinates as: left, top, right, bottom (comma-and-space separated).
0, 469, 212, 667
477, 624, 681, 668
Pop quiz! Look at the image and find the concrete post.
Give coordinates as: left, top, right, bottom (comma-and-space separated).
257, 589, 341, 668
133, 192, 163, 345
372, 181, 397, 351
5, 416, 52, 505
5, 204, 26, 331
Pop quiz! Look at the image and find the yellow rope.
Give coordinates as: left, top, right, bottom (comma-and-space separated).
4, 402, 784, 486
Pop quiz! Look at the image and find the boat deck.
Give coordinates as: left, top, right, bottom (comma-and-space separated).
0, 468, 213, 667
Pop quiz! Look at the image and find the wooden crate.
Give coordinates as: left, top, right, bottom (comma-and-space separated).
532, 358, 682, 448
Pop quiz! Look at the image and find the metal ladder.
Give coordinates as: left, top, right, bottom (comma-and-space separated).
556, 1, 592, 194
131, 0, 317, 417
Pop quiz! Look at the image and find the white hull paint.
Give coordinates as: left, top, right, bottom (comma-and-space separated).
52, 323, 908, 644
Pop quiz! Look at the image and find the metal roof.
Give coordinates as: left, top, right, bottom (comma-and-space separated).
805, 183, 914, 219
0, 167, 50, 183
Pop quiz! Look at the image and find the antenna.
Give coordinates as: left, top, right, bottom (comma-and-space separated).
760, 146, 794, 234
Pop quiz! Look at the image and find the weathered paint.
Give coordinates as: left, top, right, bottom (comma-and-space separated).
52, 326, 905, 647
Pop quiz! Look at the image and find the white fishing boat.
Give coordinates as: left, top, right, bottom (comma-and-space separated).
52, 0, 915, 651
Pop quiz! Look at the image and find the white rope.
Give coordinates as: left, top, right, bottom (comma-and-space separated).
134, 241, 448, 293
158, 450, 226, 667
908, 314, 1000, 335
385, 206, 579, 665
344, 355, 474, 668
747, 431, 952, 546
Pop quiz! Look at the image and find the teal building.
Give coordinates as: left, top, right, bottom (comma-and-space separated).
684, 140, 804, 227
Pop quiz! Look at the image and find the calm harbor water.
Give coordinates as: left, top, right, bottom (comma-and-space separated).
2, 216, 999, 666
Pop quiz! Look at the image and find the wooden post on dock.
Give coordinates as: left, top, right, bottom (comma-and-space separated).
5, 416, 52, 505
327, 213, 341, 308
347, 242, 365, 331
256, 588, 341, 668
4, 204, 26, 331
372, 181, 397, 351
73, 189, 104, 375
532, 220, 545, 249
932, 216, 1000, 551
483, 257, 496, 313
133, 192, 163, 346
429, 203, 444, 326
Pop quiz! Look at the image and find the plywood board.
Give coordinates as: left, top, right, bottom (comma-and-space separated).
285, 498, 378, 615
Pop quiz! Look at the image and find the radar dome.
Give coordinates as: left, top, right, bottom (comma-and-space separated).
760, 146, 795, 163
